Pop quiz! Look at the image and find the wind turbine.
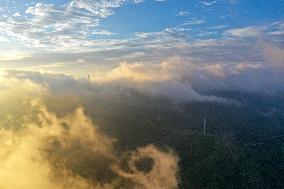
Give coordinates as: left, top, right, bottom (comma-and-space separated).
203, 116, 206, 136
156, 105, 160, 121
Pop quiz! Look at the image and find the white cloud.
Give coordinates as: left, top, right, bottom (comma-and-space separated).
176, 11, 189, 17
0, 50, 31, 61
262, 43, 284, 68
133, 0, 145, 3
67, 0, 125, 18
12, 12, 21, 17
225, 26, 263, 37
89, 51, 284, 96
89, 57, 235, 103
0, 0, 143, 52
182, 18, 206, 25
201, 0, 218, 6
0, 36, 9, 43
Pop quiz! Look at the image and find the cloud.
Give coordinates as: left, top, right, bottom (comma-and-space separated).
113, 145, 178, 189
0, 2, 98, 51
225, 26, 263, 37
0, 102, 113, 189
176, 11, 189, 17
88, 57, 235, 103
0, 0, 143, 52
67, 0, 126, 18
90, 53, 284, 96
2, 66, 228, 103
182, 18, 206, 25
262, 43, 284, 68
3, 47, 283, 105
0, 36, 9, 43
2, 43, 284, 106
0, 75, 179, 189
0, 50, 31, 61
2, 20, 282, 74
201, 0, 218, 6
12, 12, 21, 17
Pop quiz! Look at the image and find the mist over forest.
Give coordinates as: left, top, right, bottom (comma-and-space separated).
1, 0, 284, 188
0, 69, 283, 188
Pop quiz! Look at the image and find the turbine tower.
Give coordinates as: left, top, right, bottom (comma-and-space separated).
203, 116, 206, 136
156, 105, 160, 121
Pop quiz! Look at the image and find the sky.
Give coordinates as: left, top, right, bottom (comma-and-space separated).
0, 0, 284, 76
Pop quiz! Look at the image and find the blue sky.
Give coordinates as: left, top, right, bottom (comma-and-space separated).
103, 0, 284, 37
0, 0, 283, 76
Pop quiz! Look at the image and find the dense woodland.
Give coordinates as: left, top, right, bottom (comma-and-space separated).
44, 89, 284, 189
